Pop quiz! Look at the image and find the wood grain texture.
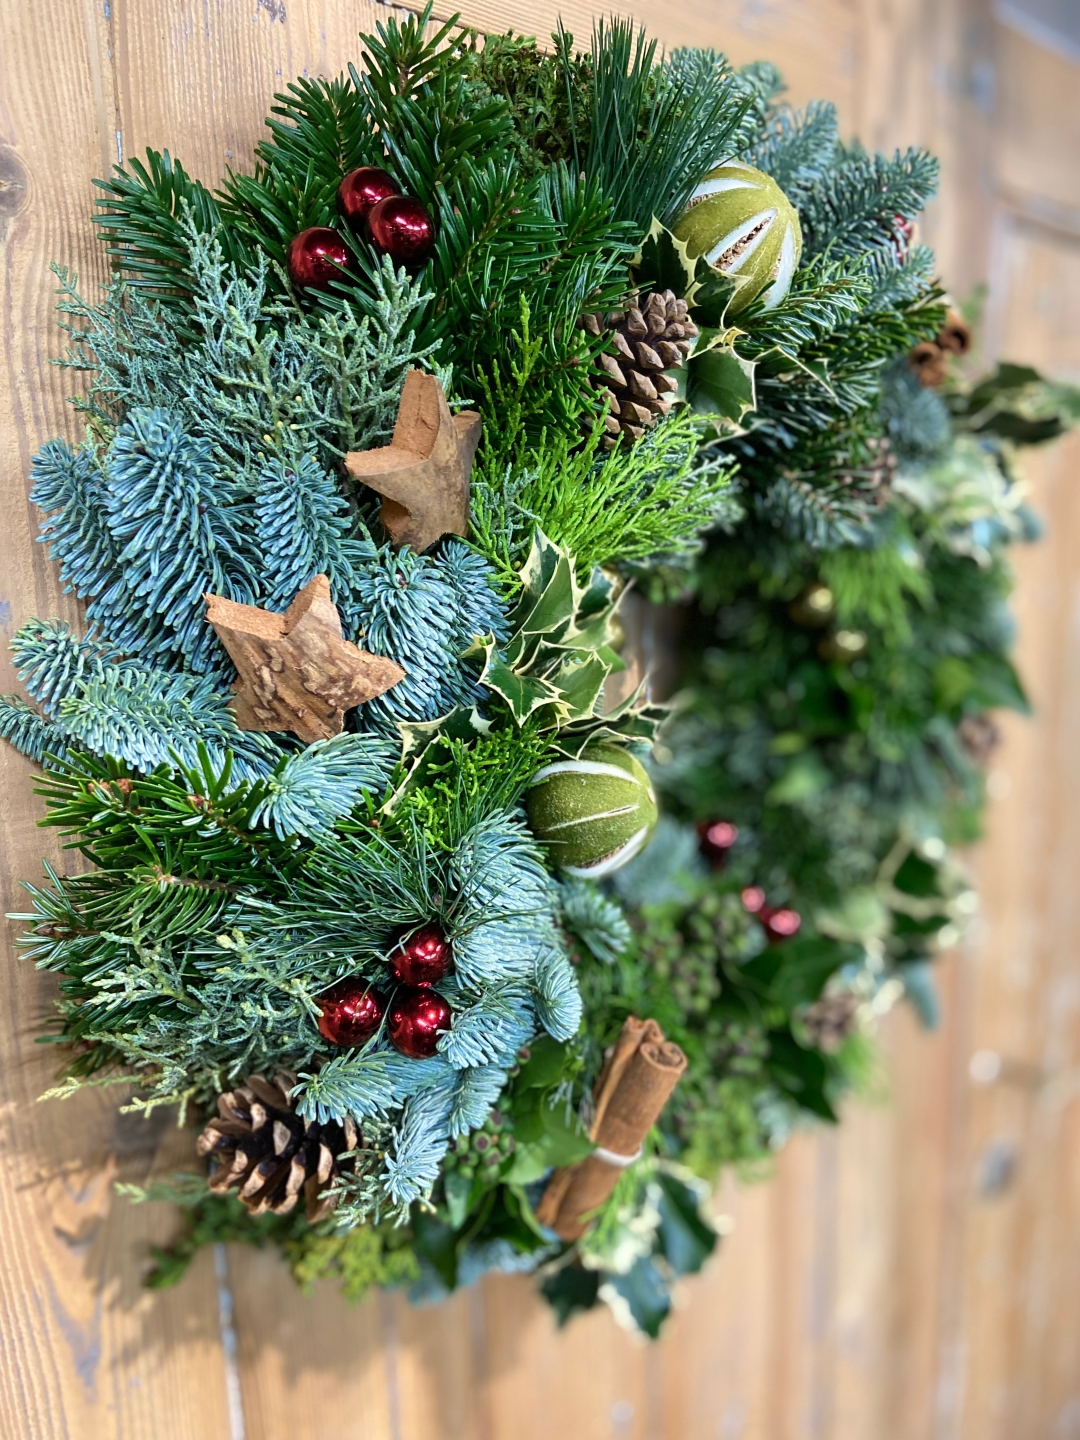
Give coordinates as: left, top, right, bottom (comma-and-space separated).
2, 0, 1079, 1436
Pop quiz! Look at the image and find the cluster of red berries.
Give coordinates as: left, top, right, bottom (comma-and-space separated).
285, 165, 435, 291
316, 923, 452, 1059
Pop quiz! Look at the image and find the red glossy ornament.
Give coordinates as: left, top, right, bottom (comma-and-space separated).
698, 820, 739, 868
390, 925, 452, 987
317, 977, 387, 1047
763, 908, 801, 943
387, 987, 452, 1058
892, 213, 915, 260
741, 885, 767, 914
367, 195, 435, 265
286, 226, 351, 289
338, 166, 400, 225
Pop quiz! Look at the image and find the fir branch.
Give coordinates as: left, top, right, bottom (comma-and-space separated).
249, 734, 397, 840
0, 697, 73, 766
568, 20, 753, 231
800, 147, 939, 259
93, 150, 249, 308
351, 541, 507, 732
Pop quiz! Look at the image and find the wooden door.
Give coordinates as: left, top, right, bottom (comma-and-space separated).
2, 2, 1079, 1436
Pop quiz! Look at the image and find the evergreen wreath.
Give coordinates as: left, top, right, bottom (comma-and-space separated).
3, 8, 1077, 1338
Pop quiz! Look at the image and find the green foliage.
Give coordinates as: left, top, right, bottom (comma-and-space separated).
472, 408, 737, 589
5, 12, 1051, 1342
125, 1179, 419, 1300
564, 21, 754, 230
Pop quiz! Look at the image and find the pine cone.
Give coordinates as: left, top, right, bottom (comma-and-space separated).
583, 290, 698, 449
938, 307, 972, 357
837, 435, 896, 509
801, 992, 860, 1054
958, 713, 1001, 766
196, 1072, 357, 1222
909, 308, 973, 389
909, 341, 949, 388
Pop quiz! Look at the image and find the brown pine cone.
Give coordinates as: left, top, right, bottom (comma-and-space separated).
196, 1072, 357, 1222
583, 290, 698, 449
909, 341, 949, 388
909, 308, 972, 388
958, 713, 1001, 766
937, 307, 972, 357
800, 992, 860, 1054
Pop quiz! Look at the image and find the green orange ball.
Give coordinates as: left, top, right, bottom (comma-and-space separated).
673, 161, 802, 314
526, 744, 658, 878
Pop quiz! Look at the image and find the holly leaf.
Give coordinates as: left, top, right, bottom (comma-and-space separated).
603, 1255, 672, 1338
654, 1169, 718, 1277
689, 345, 757, 426
541, 1263, 602, 1325
550, 652, 613, 722
631, 217, 698, 297
476, 646, 566, 722
687, 263, 746, 329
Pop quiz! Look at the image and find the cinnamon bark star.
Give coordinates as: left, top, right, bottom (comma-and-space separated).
344, 369, 481, 553
205, 574, 405, 743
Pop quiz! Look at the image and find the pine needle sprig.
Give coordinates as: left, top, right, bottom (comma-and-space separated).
565, 19, 753, 232
93, 150, 250, 310
799, 146, 939, 259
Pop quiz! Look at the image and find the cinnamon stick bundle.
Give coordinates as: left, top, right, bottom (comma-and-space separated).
536, 1016, 687, 1241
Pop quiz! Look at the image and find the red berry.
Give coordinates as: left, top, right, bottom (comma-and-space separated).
367, 195, 435, 266
338, 166, 400, 225
317, 977, 386, 1047
390, 924, 452, 987
387, 987, 452, 1058
698, 820, 738, 868
285, 226, 351, 290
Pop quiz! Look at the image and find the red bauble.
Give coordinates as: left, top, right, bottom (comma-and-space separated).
892, 213, 915, 260
740, 887, 801, 943
338, 166, 400, 225
390, 925, 452, 987
367, 195, 435, 265
763, 908, 801, 943
698, 820, 739, 868
286, 226, 350, 289
387, 987, 452, 1058
741, 885, 767, 914
317, 978, 386, 1047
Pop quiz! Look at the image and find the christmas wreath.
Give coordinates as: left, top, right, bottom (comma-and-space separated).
4, 8, 1078, 1338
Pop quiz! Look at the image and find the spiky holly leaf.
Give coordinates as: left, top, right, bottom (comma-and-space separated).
688, 344, 758, 429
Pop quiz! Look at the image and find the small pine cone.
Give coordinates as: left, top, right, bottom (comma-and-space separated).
864, 435, 897, 506
196, 1072, 357, 1222
937, 307, 971, 357
909, 341, 949, 388
836, 435, 896, 510
582, 290, 698, 449
958, 713, 1001, 766
801, 992, 861, 1054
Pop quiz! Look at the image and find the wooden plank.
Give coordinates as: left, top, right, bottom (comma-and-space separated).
0, 0, 238, 1434
4, 1, 1080, 1436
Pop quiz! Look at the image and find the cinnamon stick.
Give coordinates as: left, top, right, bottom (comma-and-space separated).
535, 1016, 686, 1241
